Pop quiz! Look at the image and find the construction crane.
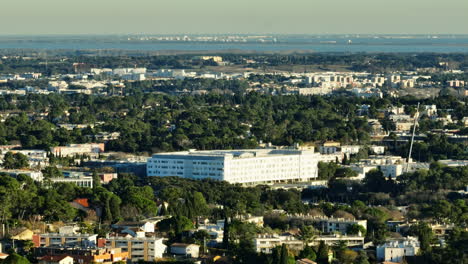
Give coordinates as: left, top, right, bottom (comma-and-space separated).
405, 102, 420, 173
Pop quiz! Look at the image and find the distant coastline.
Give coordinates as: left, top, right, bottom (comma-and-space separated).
0, 34, 468, 54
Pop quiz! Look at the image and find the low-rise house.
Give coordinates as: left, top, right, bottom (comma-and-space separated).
340, 145, 361, 155
193, 220, 224, 246
370, 145, 386, 155
296, 259, 317, 264
395, 122, 413, 132
111, 221, 155, 236
170, 243, 200, 258
368, 119, 387, 136
34, 247, 128, 264
39, 255, 73, 264
462, 117, 468, 127
0, 253, 8, 260
376, 236, 420, 263
99, 173, 118, 184
11, 228, 35, 240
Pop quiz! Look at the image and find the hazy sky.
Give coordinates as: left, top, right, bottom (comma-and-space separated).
2, 0, 467, 35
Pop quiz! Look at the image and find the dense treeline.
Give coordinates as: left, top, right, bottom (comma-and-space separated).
0, 93, 466, 157
2, 53, 468, 74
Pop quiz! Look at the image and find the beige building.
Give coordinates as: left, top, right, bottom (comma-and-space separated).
104, 236, 167, 261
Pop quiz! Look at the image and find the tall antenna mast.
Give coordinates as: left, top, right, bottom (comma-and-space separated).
406, 102, 420, 173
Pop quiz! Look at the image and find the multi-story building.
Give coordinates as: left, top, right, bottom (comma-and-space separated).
254, 234, 304, 254
255, 233, 364, 254
376, 236, 420, 263
32, 233, 97, 248
49, 176, 93, 188
318, 218, 367, 234
104, 236, 167, 261
51, 143, 104, 157
312, 234, 364, 247
147, 149, 320, 184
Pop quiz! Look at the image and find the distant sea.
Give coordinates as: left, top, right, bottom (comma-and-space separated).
0, 35, 467, 53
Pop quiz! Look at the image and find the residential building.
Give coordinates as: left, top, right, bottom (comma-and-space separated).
49, 176, 93, 188
51, 143, 104, 157
99, 173, 118, 184
370, 145, 386, 155
111, 221, 155, 235
318, 218, 367, 234
254, 234, 304, 254
0, 170, 44, 181
352, 88, 383, 98
447, 80, 465, 87
39, 255, 74, 264
32, 233, 98, 248
423, 105, 437, 117
380, 164, 403, 179
311, 234, 365, 247
104, 236, 166, 261
395, 122, 413, 132
170, 243, 200, 258
34, 247, 128, 264
296, 259, 317, 264
194, 56, 223, 62
376, 237, 420, 263
147, 149, 320, 184
340, 145, 361, 155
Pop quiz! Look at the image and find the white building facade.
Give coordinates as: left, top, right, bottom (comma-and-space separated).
147, 149, 320, 184
376, 236, 420, 263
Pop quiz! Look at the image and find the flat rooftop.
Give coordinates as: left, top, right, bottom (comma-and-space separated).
151, 149, 317, 159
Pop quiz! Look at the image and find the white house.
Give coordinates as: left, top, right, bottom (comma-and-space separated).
376, 236, 420, 263
170, 243, 200, 258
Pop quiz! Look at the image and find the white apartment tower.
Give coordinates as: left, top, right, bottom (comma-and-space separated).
147, 149, 320, 184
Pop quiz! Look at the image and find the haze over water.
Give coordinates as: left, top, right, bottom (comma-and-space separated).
0, 35, 468, 53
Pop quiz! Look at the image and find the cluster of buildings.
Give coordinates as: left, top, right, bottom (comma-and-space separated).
1, 56, 466, 98
11, 217, 202, 264
0, 209, 430, 264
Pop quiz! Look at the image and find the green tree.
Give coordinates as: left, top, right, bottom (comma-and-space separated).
408, 222, 434, 253
316, 241, 329, 264
346, 224, 366, 236
2, 152, 29, 169
299, 225, 317, 245
3, 253, 31, 264
280, 244, 289, 264
354, 250, 370, 264
299, 245, 317, 261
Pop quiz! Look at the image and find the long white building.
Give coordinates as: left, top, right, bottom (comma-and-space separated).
147, 149, 320, 184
